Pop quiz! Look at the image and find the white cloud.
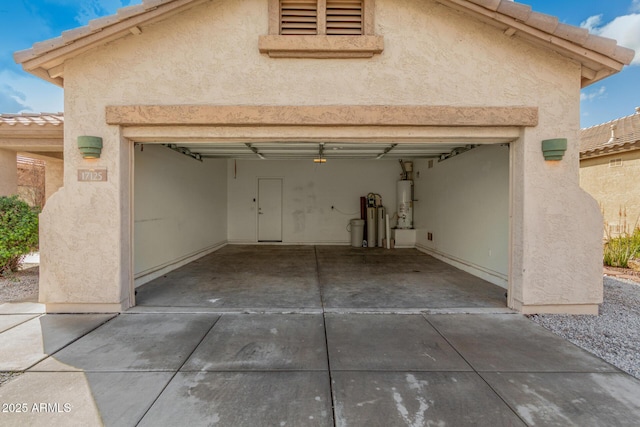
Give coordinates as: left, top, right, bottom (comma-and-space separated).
580, 14, 602, 32
0, 85, 31, 112
581, 9, 640, 65
0, 70, 63, 113
580, 86, 606, 102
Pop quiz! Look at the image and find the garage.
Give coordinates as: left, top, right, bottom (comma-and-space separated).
131, 135, 510, 310
15, 0, 630, 314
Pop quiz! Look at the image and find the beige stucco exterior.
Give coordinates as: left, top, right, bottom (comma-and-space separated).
0, 152, 63, 205
0, 149, 17, 196
0, 114, 64, 204
32, 0, 607, 314
581, 150, 640, 236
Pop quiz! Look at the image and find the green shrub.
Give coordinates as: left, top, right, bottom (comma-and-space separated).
603, 228, 640, 268
0, 195, 40, 275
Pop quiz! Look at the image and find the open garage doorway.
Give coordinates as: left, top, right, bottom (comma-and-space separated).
131, 138, 511, 312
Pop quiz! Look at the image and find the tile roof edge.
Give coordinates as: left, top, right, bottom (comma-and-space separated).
14, 0, 636, 70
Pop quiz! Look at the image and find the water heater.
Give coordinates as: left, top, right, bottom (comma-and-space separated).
397, 180, 413, 229
367, 207, 377, 247
377, 207, 385, 247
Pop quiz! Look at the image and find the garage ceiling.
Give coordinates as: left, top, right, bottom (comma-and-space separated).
162, 141, 476, 161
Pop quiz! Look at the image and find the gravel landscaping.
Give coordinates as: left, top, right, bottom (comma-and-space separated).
529, 276, 640, 380
0, 266, 39, 303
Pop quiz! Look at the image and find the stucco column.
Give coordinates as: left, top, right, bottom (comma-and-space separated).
44, 158, 64, 202
39, 127, 133, 313
509, 125, 603, 315
0, 148, 17, 196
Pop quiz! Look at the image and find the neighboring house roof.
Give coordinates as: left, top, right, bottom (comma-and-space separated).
13, 0, 635, 88
0, 113, 64, 155
580, 108, 640, 160
0, 113, 64, 127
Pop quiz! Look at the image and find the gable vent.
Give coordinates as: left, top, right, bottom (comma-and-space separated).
326, 0, 363, 35
280, 0, 318, 35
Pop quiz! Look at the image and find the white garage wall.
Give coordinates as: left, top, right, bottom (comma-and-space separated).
227, 159, 401, 244
414, 145, 509, 287
134, 145, 227, 285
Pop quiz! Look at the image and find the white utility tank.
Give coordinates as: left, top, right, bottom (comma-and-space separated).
377, 207, 385, 247
397, 180, 413, 229
367, 207, 377, 247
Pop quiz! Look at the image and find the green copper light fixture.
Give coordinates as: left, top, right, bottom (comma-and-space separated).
77, 136, 103, 159
541, 138, 567, 161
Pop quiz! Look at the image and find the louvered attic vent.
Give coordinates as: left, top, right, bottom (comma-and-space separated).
280, 0, 318, 35
326, 1, 363, 35
279, 0, 363, 35
264, 0, 382, 58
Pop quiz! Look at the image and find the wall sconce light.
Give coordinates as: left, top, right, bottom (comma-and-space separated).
77, 136, 103, 159
541, 138, 567, 161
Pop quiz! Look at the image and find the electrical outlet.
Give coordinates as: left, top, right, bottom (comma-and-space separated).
427, 232, 433, 241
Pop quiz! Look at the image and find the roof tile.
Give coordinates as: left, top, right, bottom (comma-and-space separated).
31, 37, 66, 56
143, 0, 174, 8
583, 35, 618, 58
12, 0, 636, 85
61, 26, 95, 44
554, 23, 589, 45
0, 113, 64, 127
496, 1, 531, 22
580, 109, 640, 156
116, 4, 147, 20
612, 45, 636, 64
468, 0, 501, 12
88, 15, 121, 31
524, 11, 558, 34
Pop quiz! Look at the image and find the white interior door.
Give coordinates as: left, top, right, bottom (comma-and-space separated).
258, 178, 283, 242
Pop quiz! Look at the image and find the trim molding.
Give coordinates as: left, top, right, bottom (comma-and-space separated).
511, 299, 600, 315
416, 243, 508, 289
134, 241, 227, 288
258, 35, 384, 58
106, 105, 539, 127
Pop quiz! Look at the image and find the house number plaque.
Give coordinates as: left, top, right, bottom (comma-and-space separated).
77, 169, 108, 182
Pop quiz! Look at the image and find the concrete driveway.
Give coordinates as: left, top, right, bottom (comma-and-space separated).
1, 246, 639, 426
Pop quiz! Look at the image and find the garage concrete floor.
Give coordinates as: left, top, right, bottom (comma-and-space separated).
1, 245, 640, 425
134, 245, 509, 311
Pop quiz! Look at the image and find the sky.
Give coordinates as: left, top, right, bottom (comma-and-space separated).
0, 0, 638, 128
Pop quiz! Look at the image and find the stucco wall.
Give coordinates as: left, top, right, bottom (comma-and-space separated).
44, 158, 64, 202
0, 148, 17, 196
227, 159, 399, 244
414, 145, 509, 287
39, 0, 602, 313
581, 151, 640, 236
134, 144, 227, 285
